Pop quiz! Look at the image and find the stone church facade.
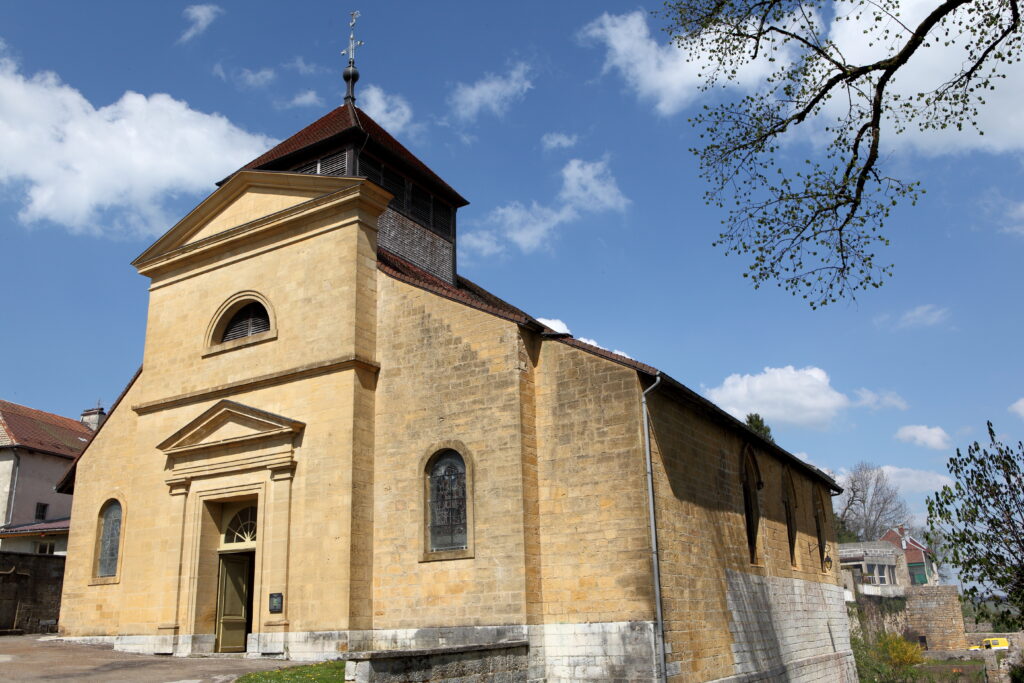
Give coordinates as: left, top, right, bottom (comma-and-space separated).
57, 97, 856, 681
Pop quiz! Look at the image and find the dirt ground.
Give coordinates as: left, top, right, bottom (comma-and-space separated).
0, 635, 306, 682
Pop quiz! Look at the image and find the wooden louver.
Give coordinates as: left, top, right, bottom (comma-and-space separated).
221, 302, 270, 343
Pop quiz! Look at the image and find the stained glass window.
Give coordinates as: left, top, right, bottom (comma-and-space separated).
225, 507, 258, 544
97, 500, 122, 577
428, 451, 467, 552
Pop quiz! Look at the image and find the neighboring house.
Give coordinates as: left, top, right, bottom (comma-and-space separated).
0, 400, 100, 555
839, 541, 910, 597
55, 62, 856, 681
881, 525, 940, 586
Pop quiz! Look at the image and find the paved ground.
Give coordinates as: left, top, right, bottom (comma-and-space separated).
0, 635, 308, 682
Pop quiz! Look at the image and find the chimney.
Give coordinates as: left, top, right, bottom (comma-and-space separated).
80, 405, 106, 431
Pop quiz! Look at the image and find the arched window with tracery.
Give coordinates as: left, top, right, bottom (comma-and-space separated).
427, 450, 467, 552
220, 302, 270, 342
741, 448, 762, 564
224, 506, 258, 544
97, 500, 122, 577
782, 468, 799, 566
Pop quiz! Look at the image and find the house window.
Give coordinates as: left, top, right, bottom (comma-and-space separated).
782, 469, 798, 566
35, 502, 48, 521
220, 302, 270, 343
427, 450, 467, 552
97, 500, 122, 577
36, 541, 55, 555
741, 449, 762, 564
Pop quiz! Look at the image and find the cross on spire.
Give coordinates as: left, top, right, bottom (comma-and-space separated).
341, 10, 364, 105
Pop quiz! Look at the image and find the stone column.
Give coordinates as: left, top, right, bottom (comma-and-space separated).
156, 478, 190, 654
259, 463, 294, 654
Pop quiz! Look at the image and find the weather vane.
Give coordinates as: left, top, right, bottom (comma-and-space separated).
341, 10, 364, 105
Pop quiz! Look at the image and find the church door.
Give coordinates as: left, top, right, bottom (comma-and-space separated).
215, 552, 254, 653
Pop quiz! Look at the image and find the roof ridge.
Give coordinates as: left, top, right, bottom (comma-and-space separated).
0, 399, 91, 434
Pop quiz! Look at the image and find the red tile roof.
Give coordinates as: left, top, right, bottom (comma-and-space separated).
237, 104, 468, 206
0, 400, 92, 459
0, 517, 70, 537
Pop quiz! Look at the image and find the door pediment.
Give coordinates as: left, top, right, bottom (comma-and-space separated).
158, 400, 305, 457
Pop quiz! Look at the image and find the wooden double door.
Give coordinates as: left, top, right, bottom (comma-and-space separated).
215, 551, 255, 653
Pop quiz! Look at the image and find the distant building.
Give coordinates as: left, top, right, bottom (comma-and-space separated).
0, 400, 100, 554
880, 526, 939, 586
839, 541, 910, 597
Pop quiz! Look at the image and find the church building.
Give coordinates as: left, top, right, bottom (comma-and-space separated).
56, 37, 856, 682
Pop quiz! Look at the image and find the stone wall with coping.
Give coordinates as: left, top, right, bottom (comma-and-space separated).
906, 585, 968, 650
0, 551, 65, 633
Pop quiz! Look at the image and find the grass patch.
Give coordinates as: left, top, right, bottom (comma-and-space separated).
236, 660, 346, 682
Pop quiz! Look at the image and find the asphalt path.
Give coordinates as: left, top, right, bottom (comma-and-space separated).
0, 635, 307, 682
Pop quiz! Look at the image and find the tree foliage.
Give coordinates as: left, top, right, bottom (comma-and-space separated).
927, 422, 1024, 629
745, 412, 775, 442
661, 0, 1022, 307
836, 462, 910, 541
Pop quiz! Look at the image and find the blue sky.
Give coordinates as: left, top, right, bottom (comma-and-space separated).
1, 1, 1022, 524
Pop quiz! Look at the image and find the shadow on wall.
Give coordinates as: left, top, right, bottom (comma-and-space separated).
0, 552, 65, 633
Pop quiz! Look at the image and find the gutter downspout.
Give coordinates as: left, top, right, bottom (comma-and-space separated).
5, 447, 21, 526
642, 373, 667, 682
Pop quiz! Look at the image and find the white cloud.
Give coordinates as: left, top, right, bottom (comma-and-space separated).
895, 425, 952, 450
285, 56, 322, 75
897, 304, 950, 329
706, 366, 850, 427
179, 4, 223, 43
537, 318, 571, 334
467, 158, 628, 255
1009, 398, 1024, 419
541, 132, 578, 150
280, 89, 324, 109
576, 337, 631, 359
558, 158, 630, 212
361, 85, 418, 138
238, 67, 275, 88
0, 52, 274, 236
450, 62, 532, 122
211, 62, 227, 81
580, 11, 782, 117
458, 230, 504, 258
880, 465, 954, 494
854, 388, 909, 411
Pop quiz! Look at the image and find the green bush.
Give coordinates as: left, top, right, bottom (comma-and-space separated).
852, 632, 926, 682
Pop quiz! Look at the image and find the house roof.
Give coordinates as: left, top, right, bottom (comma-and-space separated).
0, 517, 70, 537
233, 104, 468, 207
0, 400, 93, 459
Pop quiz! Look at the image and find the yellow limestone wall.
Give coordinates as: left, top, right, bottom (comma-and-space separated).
60, 177, 385, 642
59, 172, 850, 679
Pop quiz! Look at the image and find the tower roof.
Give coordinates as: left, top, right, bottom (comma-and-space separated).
232, 104, 468, 208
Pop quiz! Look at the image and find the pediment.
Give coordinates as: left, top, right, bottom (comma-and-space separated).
158, 400, 304, 457
132, 171, 362, 268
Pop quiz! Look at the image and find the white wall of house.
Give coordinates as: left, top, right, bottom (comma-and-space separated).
0, 534, 68, 555
1, 447, 74, 526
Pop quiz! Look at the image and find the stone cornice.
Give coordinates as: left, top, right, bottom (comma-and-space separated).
133, 354, 379, 415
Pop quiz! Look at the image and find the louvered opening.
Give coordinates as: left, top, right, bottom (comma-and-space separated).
320, 150, 347, 175
433, 201, 453, 238
410, 184, 432, 226
359, 155, 382, 185
221, 302, 271, 343
382, 167, 406, 212
293, 160, 318, 175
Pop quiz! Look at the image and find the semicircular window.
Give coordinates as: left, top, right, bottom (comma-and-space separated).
221, 302, 270, 343
225, 506, 258, 544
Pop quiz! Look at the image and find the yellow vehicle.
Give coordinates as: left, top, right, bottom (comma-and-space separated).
969, 637, 1010, 650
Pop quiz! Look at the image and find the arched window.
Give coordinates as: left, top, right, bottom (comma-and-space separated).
782, 468, 799, 566
741, 448, 762, 564
224, 506, 258, 544
97, 500, 122, 577
814, 488, 829, 571
220, 302, 270, 342
427, 450, 467, 552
